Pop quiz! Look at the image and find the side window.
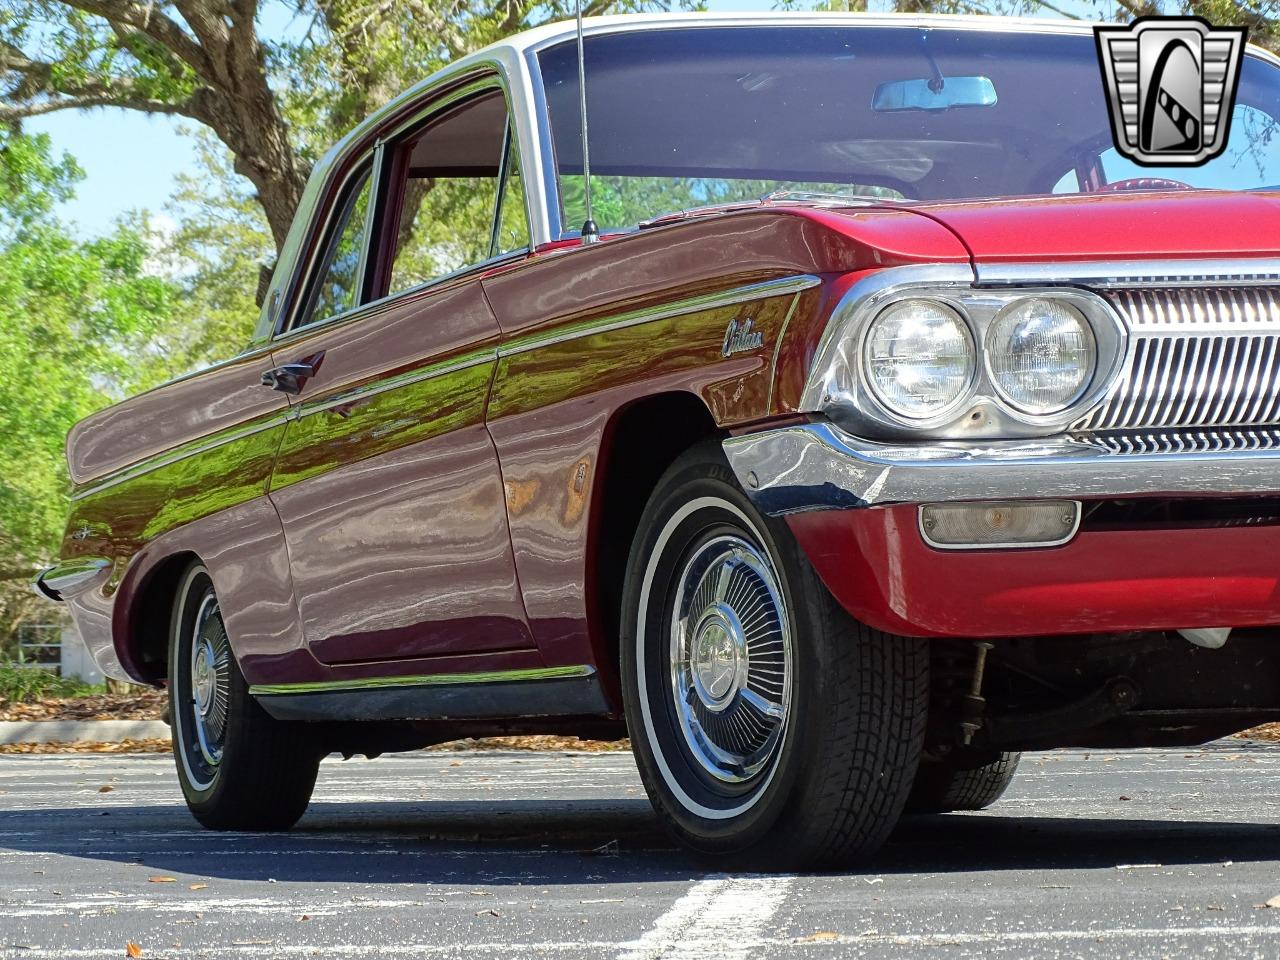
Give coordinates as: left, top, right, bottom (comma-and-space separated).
1052, 169, 1080, 194
383, 90, 527, 297
302, 165, 373, 327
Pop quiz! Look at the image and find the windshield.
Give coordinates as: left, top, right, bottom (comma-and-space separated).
537, 25, 1280, 231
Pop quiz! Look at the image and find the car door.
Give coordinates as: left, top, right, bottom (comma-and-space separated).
266, 79, 537, 666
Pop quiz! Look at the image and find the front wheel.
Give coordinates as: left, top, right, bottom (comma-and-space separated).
621, 444, 929, 867
169, 563, 320, 830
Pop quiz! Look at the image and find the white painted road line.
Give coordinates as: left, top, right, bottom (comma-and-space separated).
619, 874, 795, 960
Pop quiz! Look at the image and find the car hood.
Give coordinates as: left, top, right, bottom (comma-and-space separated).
898, 190, 1280, 267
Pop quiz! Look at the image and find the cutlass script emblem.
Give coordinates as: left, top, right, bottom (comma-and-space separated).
721, 317, 765, 357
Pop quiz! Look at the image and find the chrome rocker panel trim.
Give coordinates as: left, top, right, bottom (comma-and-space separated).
723, 422, 1280, 516
250, 665, 610, 722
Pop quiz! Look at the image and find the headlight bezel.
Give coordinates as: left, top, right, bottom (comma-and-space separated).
805, 269, 1127, 440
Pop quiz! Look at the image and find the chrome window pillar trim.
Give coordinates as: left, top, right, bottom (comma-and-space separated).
70, 412, 293, 502
496, 274, 821, 358
723, 421, 1280, 517
249, 664, 595, 697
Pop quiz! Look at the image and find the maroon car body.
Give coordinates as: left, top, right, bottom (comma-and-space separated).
34, 13, 1280, 862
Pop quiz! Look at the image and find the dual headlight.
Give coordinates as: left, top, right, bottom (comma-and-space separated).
864, 296, 1101, 422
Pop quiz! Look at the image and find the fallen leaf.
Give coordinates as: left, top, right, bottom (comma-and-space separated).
188, 883, 207, 891
1118, 795, 1131, 801
98, 785, 114, 793
126, 943, 143, 958
590, 840, 620, 857
147, 877, 177, 884
1265, 895, 1280, 909
299, 915, 311, 922
794, 931, 840, 943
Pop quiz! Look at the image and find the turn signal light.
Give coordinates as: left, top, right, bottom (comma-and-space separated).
919, 500, 1081, 550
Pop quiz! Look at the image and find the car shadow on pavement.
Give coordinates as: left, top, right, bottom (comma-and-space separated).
0, 799, 1278, 883
880, 811, 1280, 874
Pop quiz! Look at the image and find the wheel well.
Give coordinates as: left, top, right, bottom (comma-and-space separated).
125, 551, 201, 684
589, 392, 720, 684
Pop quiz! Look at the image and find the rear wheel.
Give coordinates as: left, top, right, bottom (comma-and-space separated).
621, 444, 929, 867
907, 752, 1021, 813
169, 563, 320, 830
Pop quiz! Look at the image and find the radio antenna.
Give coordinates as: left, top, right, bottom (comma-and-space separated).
575, 0, 599, 244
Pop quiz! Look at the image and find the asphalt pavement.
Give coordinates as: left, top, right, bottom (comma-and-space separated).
2, 743, 1280, 958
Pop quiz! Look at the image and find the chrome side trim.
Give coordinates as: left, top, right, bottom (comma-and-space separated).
497, 275, 822, 358
723, 421, 1280, 516
32, 557, 112, 602
71, 412, 291, 502
975, 259, 1280, 288
272, 249, 530, 350
249, 664, 595, 697
294, 348, 497, 421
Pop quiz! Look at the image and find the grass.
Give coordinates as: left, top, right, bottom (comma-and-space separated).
0, 662, 104, 704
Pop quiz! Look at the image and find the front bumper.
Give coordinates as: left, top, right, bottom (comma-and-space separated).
723, 422, 1280, 515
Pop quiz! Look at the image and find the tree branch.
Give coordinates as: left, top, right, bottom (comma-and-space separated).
0, 91, 191, 122
57, 0, 215, 81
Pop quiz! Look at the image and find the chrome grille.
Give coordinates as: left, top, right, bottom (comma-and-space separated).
1078, 428, 1280, 456
1076, 287, 1280, 431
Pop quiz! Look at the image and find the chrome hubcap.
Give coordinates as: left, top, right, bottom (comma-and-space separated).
690, 605, 748, 712
670, 535, 792, 784
189, 594, 231, 773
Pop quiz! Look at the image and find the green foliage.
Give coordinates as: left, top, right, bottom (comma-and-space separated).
560, 175, 906, 232
0, 660, 102, 703
0, 130, 176, 574
156, 129, 275, 373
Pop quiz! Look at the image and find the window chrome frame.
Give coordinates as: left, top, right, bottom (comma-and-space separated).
275, 74, 536, 340
256, 52, 551, 347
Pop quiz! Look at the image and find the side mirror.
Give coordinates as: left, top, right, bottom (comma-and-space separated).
872, 76, 998, 112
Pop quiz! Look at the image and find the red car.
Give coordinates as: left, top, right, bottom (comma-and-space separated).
35, 13, 1280, 866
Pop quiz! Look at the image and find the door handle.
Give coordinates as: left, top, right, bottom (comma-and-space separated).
261, 362, 316, 395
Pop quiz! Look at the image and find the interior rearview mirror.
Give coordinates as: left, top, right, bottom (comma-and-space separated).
872, 76, 998, 112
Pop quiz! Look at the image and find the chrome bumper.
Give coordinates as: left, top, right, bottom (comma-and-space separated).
723, 423, 1280, 516
31, 557, 111, 602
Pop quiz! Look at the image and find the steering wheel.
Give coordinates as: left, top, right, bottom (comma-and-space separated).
1098, 177, 1195, 193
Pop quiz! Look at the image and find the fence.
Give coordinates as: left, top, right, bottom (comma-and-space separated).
16, 623, 61, 674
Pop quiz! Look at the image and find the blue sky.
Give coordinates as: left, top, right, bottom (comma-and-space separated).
30, 0, 1115, 236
